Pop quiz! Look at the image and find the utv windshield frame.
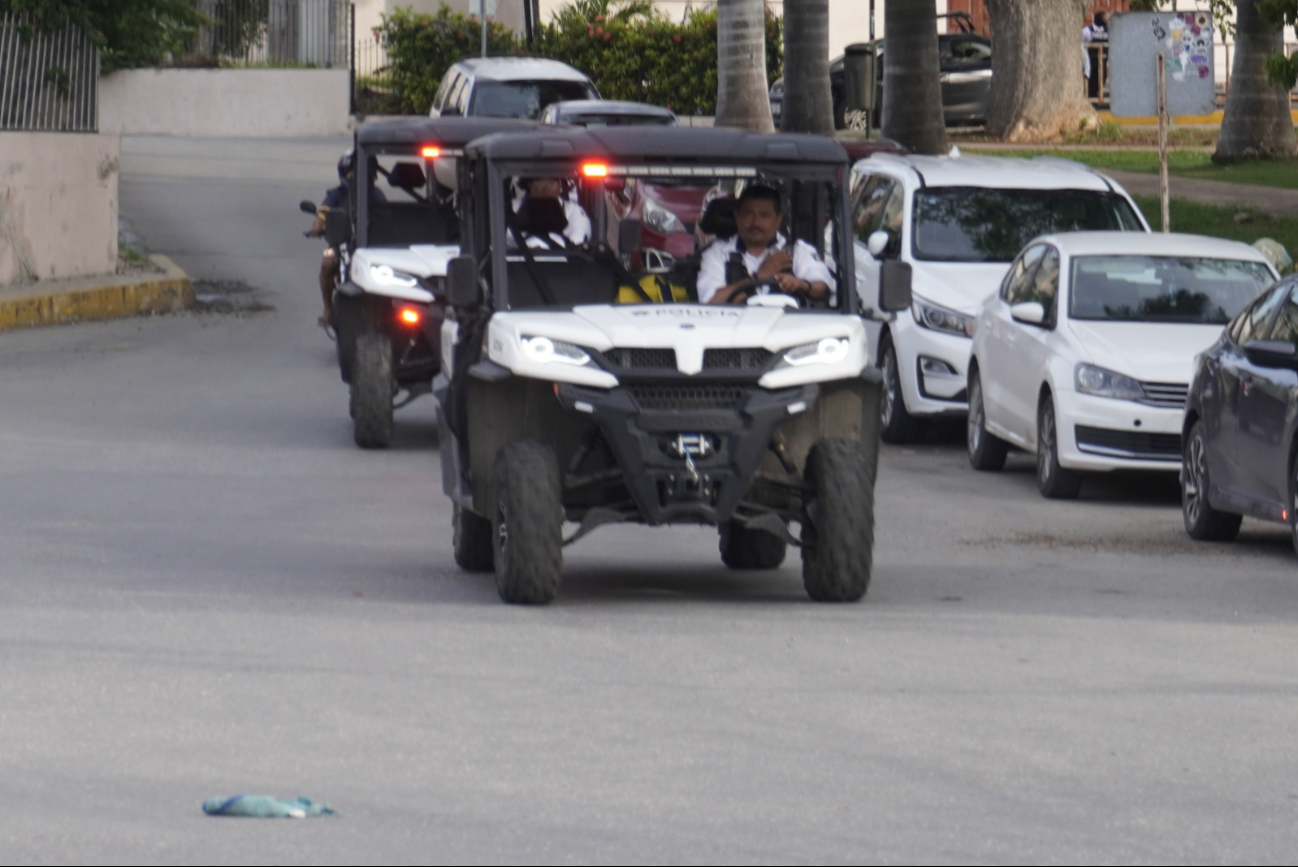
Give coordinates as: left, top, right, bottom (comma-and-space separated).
458, 126, 860, 316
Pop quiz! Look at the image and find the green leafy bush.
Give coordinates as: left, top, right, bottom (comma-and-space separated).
378, 0, 783, 117
379, 4, 524, 114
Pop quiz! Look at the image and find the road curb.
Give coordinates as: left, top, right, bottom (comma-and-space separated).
0, 255, 195, 331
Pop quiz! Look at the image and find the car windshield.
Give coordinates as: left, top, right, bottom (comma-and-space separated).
472, 80, 599, 119
565, 113, 674, 127
358, 151, 458, 247
496, 164, 847, 312
912, 187, 1145, 263
1069, 255, 1275, 324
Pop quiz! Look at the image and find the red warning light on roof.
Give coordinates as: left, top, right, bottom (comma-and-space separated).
581, 162, 609, 178
421, 146, 441, 159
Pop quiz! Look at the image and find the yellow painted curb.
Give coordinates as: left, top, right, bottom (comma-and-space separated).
0, 255, 195, 331
1098, 109, 1298, 125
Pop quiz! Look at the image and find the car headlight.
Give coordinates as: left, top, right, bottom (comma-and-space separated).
779, 337, 851, 368
1074, 363, 1144, 401
520, 335, 593, 367
368, 264, 418, 288
642, 197, 685, 235
912, 297, 975, 338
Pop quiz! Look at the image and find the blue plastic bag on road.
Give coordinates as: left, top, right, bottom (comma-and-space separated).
202, 794, 337, 818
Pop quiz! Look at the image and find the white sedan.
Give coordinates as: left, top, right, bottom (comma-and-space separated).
967, 232, 1279, 498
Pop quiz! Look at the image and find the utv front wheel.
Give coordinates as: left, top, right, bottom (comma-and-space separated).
493, 441, 563, 604
720, 522, 787, 570
352, 331, 394, 449
801, 439, 874, 602
453, 505, 494, 572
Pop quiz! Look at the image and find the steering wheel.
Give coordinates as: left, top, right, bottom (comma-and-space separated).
727, 277, 780, 305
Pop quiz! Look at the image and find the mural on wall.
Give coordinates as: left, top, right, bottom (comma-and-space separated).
1151, 11, 1212, 82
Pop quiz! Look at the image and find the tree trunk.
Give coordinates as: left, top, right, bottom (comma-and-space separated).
715, 0, 775, 132
985, 0, 1096, 142
1214, 0, 1296, 161
881, 0, 947, 154
781, 0, 834, 133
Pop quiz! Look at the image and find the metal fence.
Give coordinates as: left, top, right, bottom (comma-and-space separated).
0, 13, 98, 132
188, 0, 351, 67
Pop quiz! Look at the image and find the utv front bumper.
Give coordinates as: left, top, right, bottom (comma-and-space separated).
554, 381, 822, 526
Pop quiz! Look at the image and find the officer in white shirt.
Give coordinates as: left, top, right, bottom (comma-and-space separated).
697, 185, 835, 305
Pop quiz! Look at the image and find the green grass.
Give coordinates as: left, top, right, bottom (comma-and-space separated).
966, 147, 1298, 189
1131, 194, 1298, 271
117, 236, 147, 264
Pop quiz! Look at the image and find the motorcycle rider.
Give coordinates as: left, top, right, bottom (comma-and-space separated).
305, 149, 355, 334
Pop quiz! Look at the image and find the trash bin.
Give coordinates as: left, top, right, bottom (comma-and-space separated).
843, 43, 878, 131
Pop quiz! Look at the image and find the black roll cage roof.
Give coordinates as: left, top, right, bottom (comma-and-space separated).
352, 116, 544, 248
456, 126, 858, 315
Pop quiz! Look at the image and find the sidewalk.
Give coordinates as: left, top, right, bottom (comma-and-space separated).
1099, 169, 1298, 218
0, 255, 194, 332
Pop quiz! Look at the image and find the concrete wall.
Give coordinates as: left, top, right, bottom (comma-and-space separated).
0, 132, 119, 286
100, 69, 350, 137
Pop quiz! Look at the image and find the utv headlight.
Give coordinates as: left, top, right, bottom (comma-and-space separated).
1074, 363, 1144, 401
642, 198, 686, 235
520, 335, 593, 367
368, 264, 419, 288
913, 297, 975, 338
780, 337, 851, 367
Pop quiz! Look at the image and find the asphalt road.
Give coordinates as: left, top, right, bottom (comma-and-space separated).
2, 137, 1297, 865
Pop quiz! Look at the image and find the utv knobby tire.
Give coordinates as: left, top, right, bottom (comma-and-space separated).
720, 522, 788, 570
493, 441, 563, 605
352, 331, 394, 449
454, 504, 495, 572
801, 438, 874, 602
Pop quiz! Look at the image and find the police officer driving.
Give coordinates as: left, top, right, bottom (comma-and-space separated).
697, 185, 834, 305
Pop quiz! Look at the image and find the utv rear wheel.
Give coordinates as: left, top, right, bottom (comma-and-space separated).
493, 441, 563, 605
1036, 397, 1081, 500
453, 505, 494, 572
801, 439, 874, 602
879, 336, 927, 445
720, 522, 787, 570
967, 369, 1008, 471
1182, 420, 1242, 541
352, 331, 394, 449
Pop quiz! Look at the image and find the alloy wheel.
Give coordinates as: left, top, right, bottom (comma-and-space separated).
1037, 405, 1055, 486
1184, 431, 1207, 528
881, 347, 897, 428
967, 379, 984, 457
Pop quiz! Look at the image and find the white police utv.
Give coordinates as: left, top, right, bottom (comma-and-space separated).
437, 126, 912, 604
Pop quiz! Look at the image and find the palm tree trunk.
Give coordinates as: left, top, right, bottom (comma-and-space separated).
882, 0, 947, 154
1214, 0, 1296, 161
781, 0, 833, 133
984, 0, 1096, 142
715, 0, 775, 132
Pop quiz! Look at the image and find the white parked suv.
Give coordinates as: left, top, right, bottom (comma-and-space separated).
850, 152, 1150, 443
967, 231, 1278, 498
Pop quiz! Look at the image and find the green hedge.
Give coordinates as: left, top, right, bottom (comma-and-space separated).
377, 1, 783, 117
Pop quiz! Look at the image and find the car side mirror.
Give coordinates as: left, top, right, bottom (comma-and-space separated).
447, 254, 481, 308
323, 209, 351, 250
879, 260, 913, 312
299, 200, 317, 215
1243, 339, 1298, 369
1010, 301, 1046, 326
618, 218, 643, 254
867, 230, 890, 258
